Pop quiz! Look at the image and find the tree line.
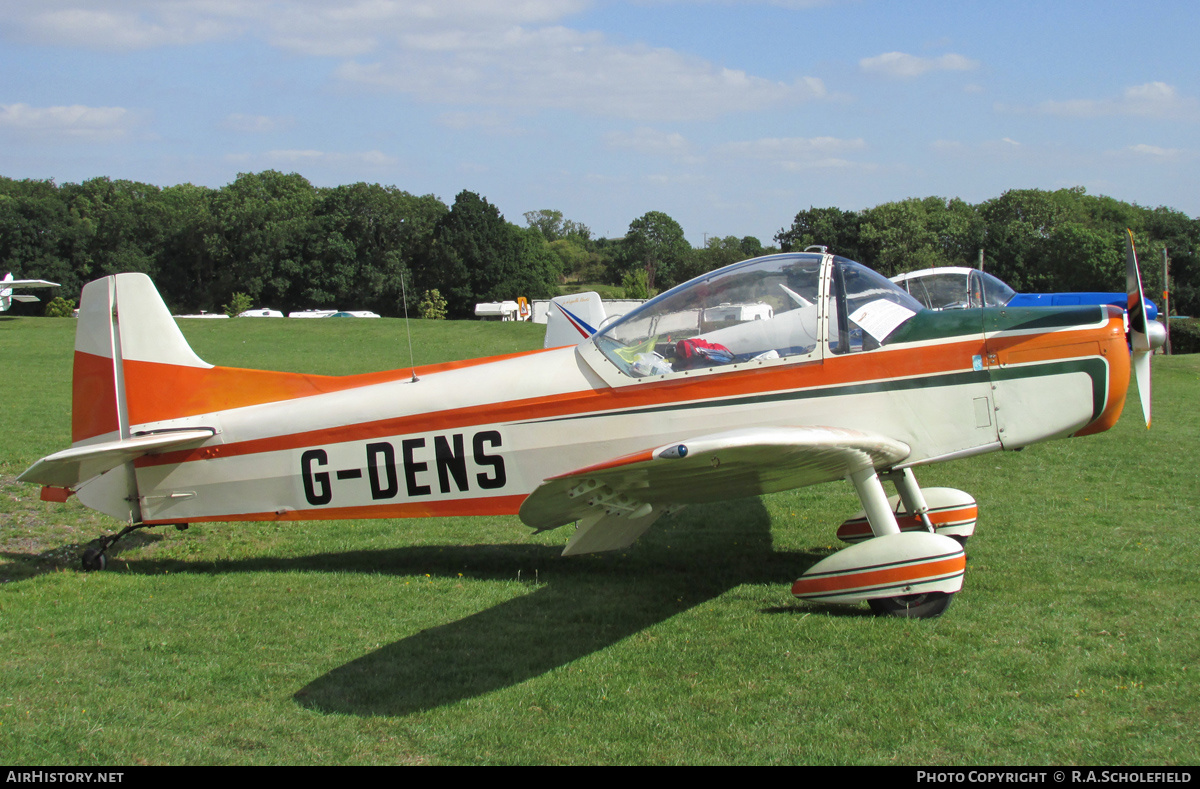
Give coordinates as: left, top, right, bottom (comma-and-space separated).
2, 173, 1196, 319
776, 190, 1200, 318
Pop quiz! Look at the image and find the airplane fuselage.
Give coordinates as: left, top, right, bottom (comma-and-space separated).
96, 304, 1128, 529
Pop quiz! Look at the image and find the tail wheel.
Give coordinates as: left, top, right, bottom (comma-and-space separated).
80, 546, 108, 571
868, 592, 953, 619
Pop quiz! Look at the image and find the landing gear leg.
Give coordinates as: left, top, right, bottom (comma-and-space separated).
888, 468, 936, 533
848, 466, 901, 537
849, 467, 960, 620
78, 523, 154, 571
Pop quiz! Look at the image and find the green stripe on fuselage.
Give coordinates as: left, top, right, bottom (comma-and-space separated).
884, 305, 1107, 345
529, 357, 1107, 427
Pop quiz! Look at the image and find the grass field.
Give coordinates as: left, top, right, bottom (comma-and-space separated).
1, 315, 1197, 765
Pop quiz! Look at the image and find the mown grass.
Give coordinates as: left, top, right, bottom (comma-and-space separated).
1, 315, 1197, 765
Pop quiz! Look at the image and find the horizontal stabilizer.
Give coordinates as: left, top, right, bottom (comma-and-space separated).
18, 429, 215, 489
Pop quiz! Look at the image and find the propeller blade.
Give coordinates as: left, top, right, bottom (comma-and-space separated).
1126, 229, 1148, 337
1125, 229, 1152, 427
1133, 350, 1151, 428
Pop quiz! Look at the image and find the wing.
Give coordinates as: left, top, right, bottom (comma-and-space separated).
2, 278, 60, 289
519, 426, 910, 556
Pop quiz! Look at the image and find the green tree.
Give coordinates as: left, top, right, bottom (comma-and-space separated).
776, 206, 863, 258
424, 191, 560, 317
60, 177, 165, 284
740, 236, 765, 258
547, 238, 592, 281
154, 183, 217, 313
223, 292, 254, 317
621, 211, 691, 291
690, 235, 751, 280
0, 178, 76, 304
1139, 206, 1200, 318
524, 209, 564, 241
205, 170, 317, 311
979, 188, 1083, 291
43, 296, 76, 318
418, 289, 448, 320
304, 183, 447, 315
621, 268, 653, 299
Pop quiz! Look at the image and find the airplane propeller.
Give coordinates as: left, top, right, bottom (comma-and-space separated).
1125, 229, 1165, 428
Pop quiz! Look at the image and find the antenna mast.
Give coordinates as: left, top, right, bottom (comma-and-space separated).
400, 270, 419, 383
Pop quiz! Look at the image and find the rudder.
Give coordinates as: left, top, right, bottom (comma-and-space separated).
71, 273, 212, 445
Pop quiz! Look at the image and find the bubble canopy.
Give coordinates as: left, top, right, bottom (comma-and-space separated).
591, 252, 925, 379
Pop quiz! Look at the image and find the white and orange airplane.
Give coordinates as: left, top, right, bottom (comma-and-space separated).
20, 233, 1163, 618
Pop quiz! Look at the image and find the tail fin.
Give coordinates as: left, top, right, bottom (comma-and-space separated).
20, 274, 214, 514
72, 273, 211, 445
22, 273, 401, 514
71, 273, 409, 442
543, 291, 607, 348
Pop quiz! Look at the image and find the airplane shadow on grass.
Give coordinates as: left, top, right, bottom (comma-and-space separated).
22, 496, 860, 716
280, 498, 863, 717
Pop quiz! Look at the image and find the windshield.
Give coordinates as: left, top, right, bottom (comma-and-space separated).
593, 253, 922, 377
975, 270, 1016, 307
897, 269, 1016, 310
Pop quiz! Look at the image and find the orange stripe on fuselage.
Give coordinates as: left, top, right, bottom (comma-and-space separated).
136, 321, 1114, 469
121, 346, 563, 428
140, 493, 527, 526
135, 336, 988, 468
1076, 313, 1131, 436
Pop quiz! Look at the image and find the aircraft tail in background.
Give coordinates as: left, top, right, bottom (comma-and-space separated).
1, 272, 60, 311
543, 291, 607, 348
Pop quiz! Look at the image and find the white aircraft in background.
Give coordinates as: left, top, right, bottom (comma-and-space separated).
1, 273, 60, 312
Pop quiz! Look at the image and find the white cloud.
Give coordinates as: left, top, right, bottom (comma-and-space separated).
1117, 143, 1191, 162
604, 127, 694, 158
264, 148, 398, 166
222, 113, 293, 133
224, 148, 399, 169
932, 137, 1025, 158
0, 1, 590, 54
1128, 143, 1178, 157
859, 51, 979, 79
1010, 82, 1199, 120
0, 102, 138, 142
437, 111, 526, 135
716, 136, 871, 171
3, 1, 245, 51
1, 1, 826, 123
336, 26, 826, 121
718, 136, 865, 158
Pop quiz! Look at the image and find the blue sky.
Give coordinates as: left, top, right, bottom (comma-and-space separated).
2, 0, 1197, 246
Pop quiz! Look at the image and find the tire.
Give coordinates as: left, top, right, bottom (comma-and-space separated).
868, 591, 953, 619
80, 547, 108, 572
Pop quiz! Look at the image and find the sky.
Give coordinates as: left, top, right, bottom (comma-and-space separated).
2, 0, 1197, 246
